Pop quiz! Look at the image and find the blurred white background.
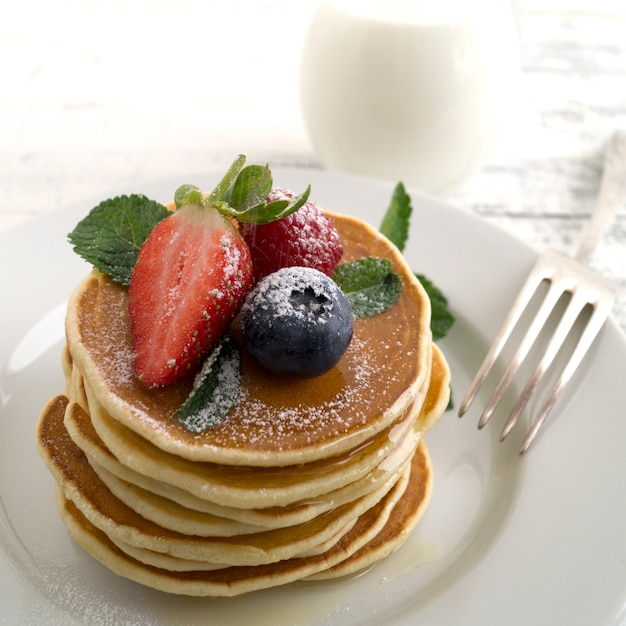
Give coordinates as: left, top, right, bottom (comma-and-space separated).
1, 0, 318, 226
2, 0, 626, 332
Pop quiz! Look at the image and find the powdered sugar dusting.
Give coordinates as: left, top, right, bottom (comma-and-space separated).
241, 266, 341, 323
73, 206, 427, 461
242, 187, 343, 283
178, 337, 241, 433
85, 279, 419, 455
205, 333, 409, 451
78, 282, 137, 388
220, 232, 248, 291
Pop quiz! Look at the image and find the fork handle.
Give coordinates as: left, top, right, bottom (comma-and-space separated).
576, 130, 626, 265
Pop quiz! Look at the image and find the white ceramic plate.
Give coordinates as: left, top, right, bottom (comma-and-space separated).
1, 169, 626, 626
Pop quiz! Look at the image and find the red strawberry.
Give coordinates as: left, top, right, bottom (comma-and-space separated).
241, 188, 343, 283
128, 204, 253, 387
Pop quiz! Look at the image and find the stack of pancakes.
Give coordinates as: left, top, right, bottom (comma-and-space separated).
36, 212, 450, 596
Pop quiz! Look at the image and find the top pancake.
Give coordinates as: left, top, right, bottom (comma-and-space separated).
64, 211, 432, 466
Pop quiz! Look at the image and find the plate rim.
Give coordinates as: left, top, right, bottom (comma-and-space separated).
1, 167, 626, 626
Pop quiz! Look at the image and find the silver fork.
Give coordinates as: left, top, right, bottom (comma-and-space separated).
458, 130, 626, 453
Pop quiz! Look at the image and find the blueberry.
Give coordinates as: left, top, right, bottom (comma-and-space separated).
241, 266, 354, 378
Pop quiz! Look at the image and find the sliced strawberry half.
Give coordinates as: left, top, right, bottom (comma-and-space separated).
128, 204, 253, 387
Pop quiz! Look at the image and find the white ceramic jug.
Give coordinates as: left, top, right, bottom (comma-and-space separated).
300, 0, 520, 194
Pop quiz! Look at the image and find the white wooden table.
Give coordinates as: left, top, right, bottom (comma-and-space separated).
2, 0, 625, 332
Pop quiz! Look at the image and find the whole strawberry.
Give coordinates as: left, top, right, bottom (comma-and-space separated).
241, 188, 343, 283
129, 203, 253, 387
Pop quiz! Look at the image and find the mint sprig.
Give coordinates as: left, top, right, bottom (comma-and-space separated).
379, 182, 412, 252
332, 258, 402, 318
206, 154, 248, 207
416, 274, 455, 341
177, 334, 241, 433
227, 163, 273, 213
68, 156, 312, 287
68, 194, 169, 286
174, 156, 311, 224
377, 182, 455, 341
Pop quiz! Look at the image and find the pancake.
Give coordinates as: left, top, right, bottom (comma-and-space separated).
81, 376, 423, 509
39, 394, 419, 565
63, 212, 432, 466
88, 448, 412, 538
36, 206, 451, 596
63, 344, 446, 530
63, 394, 396, 529
63, 341, 442, 512
306, 441, 433, 581
110, 519, 359, 572
54, 443, 431, 597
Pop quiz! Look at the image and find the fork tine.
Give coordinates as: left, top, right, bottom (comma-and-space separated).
518, 295, 615, 453
458, 255, 554, 418
499, 288, 589, 442
477, 278, 565, 429
460, 131, 625, 451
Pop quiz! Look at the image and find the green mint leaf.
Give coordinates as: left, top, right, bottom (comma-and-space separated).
332, 257, 393, 292
177, 334, 241, 433
416, 273, 455, 340
227, 164, 273, 211
175, 184, 203, 208
379, 182, 412, 252
447, 388, 454, 411
347, 272, 403, 318
186, 155, 311, 225
260, 186, 311, 222
206, 154, 247, 205
333, 257, 402, 318
68, 194, 169, 286
223, 185, 311, 225
218, 191, 312, 224
378, 182, 454, 339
